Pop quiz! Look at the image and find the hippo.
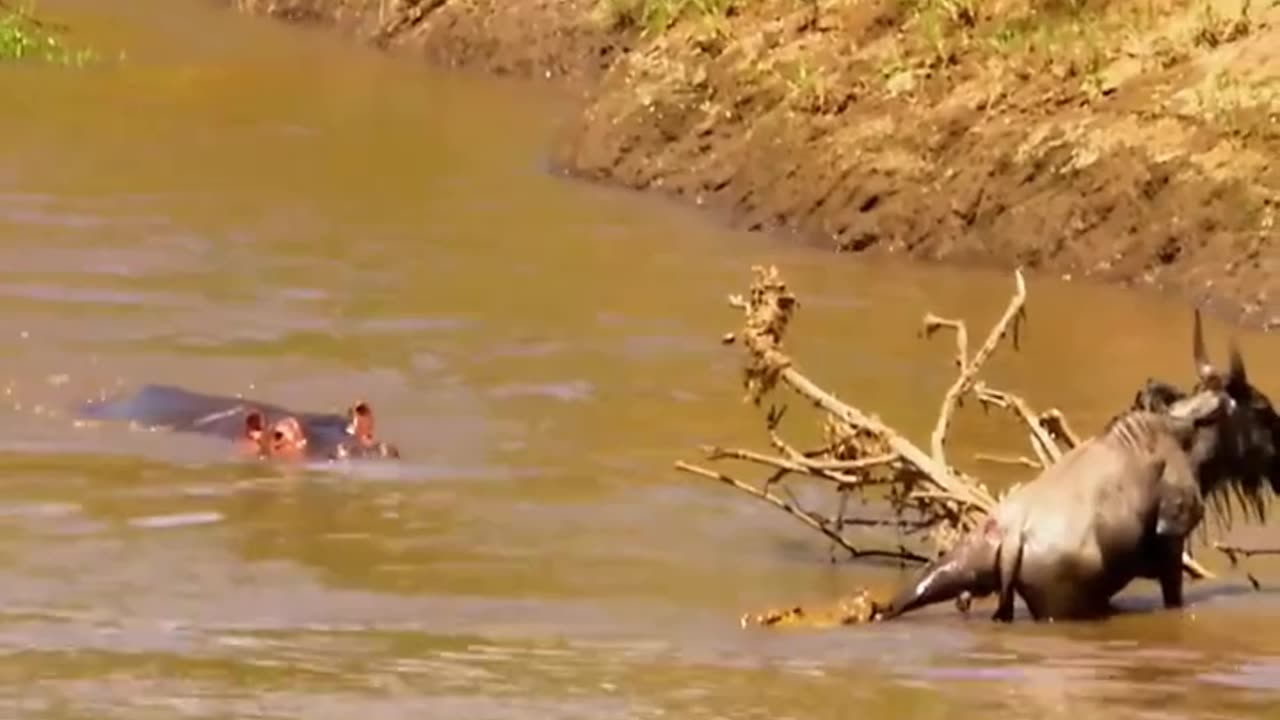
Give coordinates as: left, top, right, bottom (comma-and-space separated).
79, 384, 400, 461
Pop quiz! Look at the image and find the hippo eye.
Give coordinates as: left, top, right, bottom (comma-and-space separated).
273, 430, 285, 442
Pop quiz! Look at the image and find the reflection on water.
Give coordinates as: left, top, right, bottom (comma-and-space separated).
1, 0, 1280, 717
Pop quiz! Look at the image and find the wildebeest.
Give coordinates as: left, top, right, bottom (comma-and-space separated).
877, 310, 1276, 623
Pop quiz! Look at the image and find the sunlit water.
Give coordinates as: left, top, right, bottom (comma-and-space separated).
2, 1, 1280, 717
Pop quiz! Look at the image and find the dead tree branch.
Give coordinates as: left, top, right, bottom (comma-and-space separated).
1210, 542, 1275, 589
675, 265, 1033, 565
973, 383, 1069, 463
924, 271, 1027, 469
1214, 542, 1280, 562
674, 461, 929, 564
675, 265, 1224, 592
974, 452, 1043, 469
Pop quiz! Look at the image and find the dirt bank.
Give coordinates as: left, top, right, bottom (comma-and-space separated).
231, 0, 1280, 329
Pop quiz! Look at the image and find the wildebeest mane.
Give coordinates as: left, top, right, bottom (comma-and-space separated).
1130, 311, 1280, 531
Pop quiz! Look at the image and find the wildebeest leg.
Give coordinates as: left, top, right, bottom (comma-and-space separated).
1151, 450, 1202, 608
1157, 539, 1186, 609
1154, 455, 1205, 540
992, 536, 1022, 623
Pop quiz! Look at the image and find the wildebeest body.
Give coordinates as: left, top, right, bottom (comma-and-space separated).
882, 405, 1213, 622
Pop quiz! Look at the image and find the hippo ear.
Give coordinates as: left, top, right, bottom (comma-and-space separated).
1193, 308, 1217, 383
347, 401, 374, 440
244, 410, 266, 439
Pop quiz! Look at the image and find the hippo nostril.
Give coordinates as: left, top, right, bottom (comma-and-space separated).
273, 430, 285, 442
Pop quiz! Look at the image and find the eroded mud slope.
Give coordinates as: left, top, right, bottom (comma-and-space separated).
233, 0, 1280, 327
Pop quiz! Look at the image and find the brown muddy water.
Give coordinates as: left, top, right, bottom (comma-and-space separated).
2, 2, 1280, 718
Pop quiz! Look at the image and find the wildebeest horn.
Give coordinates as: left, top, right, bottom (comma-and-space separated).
1193, 308, 1216, 381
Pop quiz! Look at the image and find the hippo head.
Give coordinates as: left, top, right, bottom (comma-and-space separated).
243, 410, 309, 461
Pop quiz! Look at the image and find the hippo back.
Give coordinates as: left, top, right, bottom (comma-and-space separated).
78, 384, 350, 448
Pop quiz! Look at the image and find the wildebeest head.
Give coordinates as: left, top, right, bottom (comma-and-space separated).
1133, 309, 1280, 527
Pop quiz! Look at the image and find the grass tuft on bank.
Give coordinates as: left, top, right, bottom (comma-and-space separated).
0, 1, 98, 66
595, 0, 739, 35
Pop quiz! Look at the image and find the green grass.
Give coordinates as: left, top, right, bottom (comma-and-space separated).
0, 1, 98, 66
596, 0, 738, 36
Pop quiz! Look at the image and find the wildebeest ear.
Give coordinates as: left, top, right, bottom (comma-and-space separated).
347, 401, 374, 439
1226, 339, 1249, 394
1132, 379, 1185, 412
244, 410, 266, 438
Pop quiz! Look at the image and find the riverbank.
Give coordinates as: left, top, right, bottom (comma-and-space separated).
231, 0, 1280, 329
2, 1, 98, 64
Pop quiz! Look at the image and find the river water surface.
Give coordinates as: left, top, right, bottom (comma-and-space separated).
3, 2, 1280, 718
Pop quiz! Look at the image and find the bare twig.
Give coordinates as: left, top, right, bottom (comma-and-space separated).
674, 461, 928, 564
926, 270, 1027, 469
700, 445, 895, 489
1182, 554, 1216, 580
974, 383, 1065, 463
1213, 541, 1280, 563
1040, 409, 1082, 449
840, 516, 934, 530
778, 367, 996, 517
974, 452, 1042, 469
1027, 431, 1053, 467
799, 454, 900, 471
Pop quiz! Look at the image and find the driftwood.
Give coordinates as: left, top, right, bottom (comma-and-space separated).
676, 265, 1056, 566
675, 265, 1230, 626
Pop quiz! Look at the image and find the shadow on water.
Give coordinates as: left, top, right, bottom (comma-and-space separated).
1, 0, 1280, 717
